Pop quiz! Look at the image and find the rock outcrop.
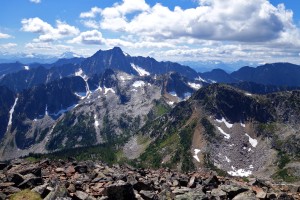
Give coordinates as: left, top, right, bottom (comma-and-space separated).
0, 159, 299, 200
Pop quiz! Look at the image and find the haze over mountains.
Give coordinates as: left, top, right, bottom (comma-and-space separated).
0, 47, 300, 187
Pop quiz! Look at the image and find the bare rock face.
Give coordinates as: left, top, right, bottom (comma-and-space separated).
0, 159, 299, 200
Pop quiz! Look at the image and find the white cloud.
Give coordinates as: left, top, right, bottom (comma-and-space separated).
81, 20, 101, 29
68, 30, 105, 45
30, 0, 41, 3
21, 17, 79, 42
100, 0, 149, 31
1, 43, 17, 49
0, 32, 12, 39
25, 42, 73, 55
80, 7, 102, 18
97, 0, 298, 44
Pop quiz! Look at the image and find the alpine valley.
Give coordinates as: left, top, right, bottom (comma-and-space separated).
1, 47, 300, 187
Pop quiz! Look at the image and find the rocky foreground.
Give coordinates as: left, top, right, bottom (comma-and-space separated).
0, 159, 299, 200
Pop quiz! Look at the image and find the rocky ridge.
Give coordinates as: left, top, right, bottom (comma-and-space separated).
0, 159, 299, 200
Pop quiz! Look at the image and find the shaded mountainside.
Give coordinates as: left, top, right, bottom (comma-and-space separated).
137, 84, 300, 182
231, 63, 300, 86
200, 62, 300, 87
0, 86, 15, 140
0, 68, 199, 160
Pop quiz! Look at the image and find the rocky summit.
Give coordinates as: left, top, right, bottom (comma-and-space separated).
0, 158, 299, 200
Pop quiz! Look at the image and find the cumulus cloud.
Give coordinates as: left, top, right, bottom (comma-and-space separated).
21, 17, 79, 42
80, 7, 102, 18
68, 30, 105, 45
97, 0, 297, 43
0, 32, 12, 39
1, 43, 17, 49
30, 0, 41, 3
81, 20, 101, 29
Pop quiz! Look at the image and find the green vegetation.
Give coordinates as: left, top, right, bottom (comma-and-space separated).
47, 113, 96, 150
277, 152, 291, 169
201, 117, 221, 142
27, 144, 117, 165
203, 153, 228, 177
10, 189, 42, 200
272, 168, 298, 183
138, 121, 196, 172
256, 123, 277, 138
36, 127, 50, 143
154, 100, 171, 116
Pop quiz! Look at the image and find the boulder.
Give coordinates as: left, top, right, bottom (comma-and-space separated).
44, 185, 68, 200
55, 168, 65, 173
75, 165, 88, 174
252, 186, 267, 199
219, 184, 248, 198
65, 165, 76, 175
2, 186, 21, 194
18, 177, 43, 189
175, 189, 207, 200
277, 193, 295, 200
7, 173, 24, 185
232, 191, 256, 200
0, 163, 7, 170
211, 188, 227, 198
32, 184, 51, 198
75, 191, 89, 200
105, 182, 136, 200
0, 192, 6, 200
187, 175, 196, 188
139, 190, 157, 200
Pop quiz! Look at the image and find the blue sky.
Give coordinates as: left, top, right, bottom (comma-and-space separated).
1, 0, 300, 64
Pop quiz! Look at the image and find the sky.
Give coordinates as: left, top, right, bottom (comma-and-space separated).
1, 0, 300, 64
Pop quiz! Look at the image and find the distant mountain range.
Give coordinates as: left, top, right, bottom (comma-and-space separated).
200, 62, 300, 87
0, 51, 82, 64
1, 47, 300, 182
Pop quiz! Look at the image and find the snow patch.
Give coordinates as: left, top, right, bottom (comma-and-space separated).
75, 68, 91, 98
193, 149, 201, 162
188, 82, 202, 90
225, 156, 231, 163
240, 123, 246, 128
74, 92, 87, 99
167, 101, 174, 106
195, 76, 207, 83
245, 133, 258, 147
94, 114, 99, 128
132, 81, 146, 88
123, 51, 129, 56
24, 66, 30, 70
45, 104, 49, 116
51, 104, 78, 117
228, 166, 252, 177
104, 87, 116, 95
131, 63, 150, 76
7, 97, 18, 131
245, 93, 252, 96
169, 91, 177, 97
217, 127, 230, 139
119, 74, 132, 81
216, 117, 233, 128
183, 92, 192, 99
75, 68, 88, 81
